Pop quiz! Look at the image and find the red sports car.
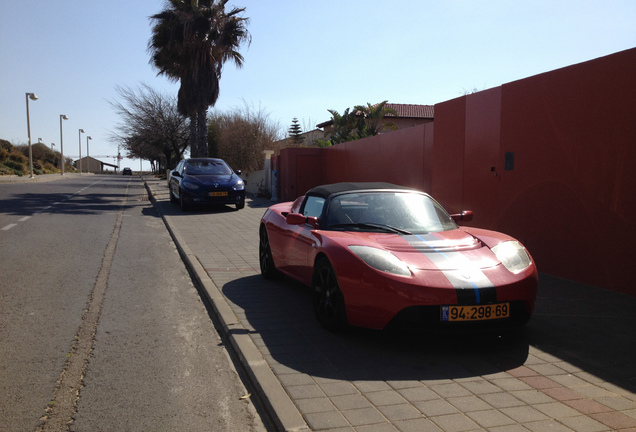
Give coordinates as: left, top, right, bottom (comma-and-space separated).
259, 183, 537, 332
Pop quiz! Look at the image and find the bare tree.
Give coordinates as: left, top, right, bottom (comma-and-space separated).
208, 102, 282, 172
109, 84, 189, 171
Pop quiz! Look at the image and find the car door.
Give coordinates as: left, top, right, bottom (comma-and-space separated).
170, 161, 184, 197
283, 195, 324, 285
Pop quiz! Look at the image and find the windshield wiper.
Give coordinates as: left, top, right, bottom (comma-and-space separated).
329, 222, 412, 235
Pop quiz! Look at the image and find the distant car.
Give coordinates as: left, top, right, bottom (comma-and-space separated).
169, 158, 245, 211
259, 182, 538, 332
122, 167, 133, 175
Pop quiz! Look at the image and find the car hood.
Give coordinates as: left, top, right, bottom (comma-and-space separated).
321, 229, 501, 271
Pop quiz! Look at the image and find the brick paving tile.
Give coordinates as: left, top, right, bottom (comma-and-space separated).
354, 380, 394, 393
543, 387, 588, 402
397, 386, 439, 403
575, 385, 619, 399
355, 423, 400, 432
304, 410, 349, 430
429, 412, 481, 432
415, 399, 459, 417
533, 401, 581, 419
331, 394, 373, 411
430, 382, 473, 398
510, 389, 556, 404
377, 404, 423, 422
285, 383, 324, 399
295, 397, 336, 414
523, 419, 575, 431
365, 390, 409, 407
488, 426, 532, 432
320, 382, 359, 397
466, 409, 516, 428
448, 395, 493, 412
549, 374, 592, 388
393, 417, 444, 432
519, 375, 561, 389
563, 398, 615, 415
341, 407, 387, 426
590, 411, 636, 430
558, 415, 612, 432
526, 363, 569, 376
489, 377, 534, 392
507, 365, 541, 378
479, 392, 526, 408
500, 406, 550, 423
459, 379, 502, 395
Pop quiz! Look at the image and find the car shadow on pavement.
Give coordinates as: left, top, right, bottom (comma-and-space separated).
223, 273, 636, 394
222, 275, 530, 383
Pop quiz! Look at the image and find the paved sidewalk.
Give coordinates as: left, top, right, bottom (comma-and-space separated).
145, 176, 636, 432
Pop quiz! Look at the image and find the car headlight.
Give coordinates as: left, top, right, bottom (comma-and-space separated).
492, 241, 532, 273
348, 245, 411, 276
233, 179, 245, 191
181, 181, 199, 191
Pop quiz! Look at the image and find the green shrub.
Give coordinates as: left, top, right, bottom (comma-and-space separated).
4, 160, 25, 173
9, 151, 27, 163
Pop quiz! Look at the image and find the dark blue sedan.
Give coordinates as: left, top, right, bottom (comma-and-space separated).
169, 158, 245, 211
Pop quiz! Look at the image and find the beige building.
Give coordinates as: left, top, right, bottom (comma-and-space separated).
75, 156, 118, 173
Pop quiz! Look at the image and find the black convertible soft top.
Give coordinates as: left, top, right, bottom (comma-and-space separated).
306, 182, 417, 199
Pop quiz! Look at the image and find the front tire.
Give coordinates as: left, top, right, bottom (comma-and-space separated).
312, 258, 348, 332
259, 225, 280, 279
179, 189, 189, 211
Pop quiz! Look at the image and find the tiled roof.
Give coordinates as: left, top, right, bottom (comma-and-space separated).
384, 103, 434, 118
316, 103, 434, 128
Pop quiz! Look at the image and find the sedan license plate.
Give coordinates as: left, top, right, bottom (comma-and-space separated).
441, 303, 509, 322
209, 191, 228, 197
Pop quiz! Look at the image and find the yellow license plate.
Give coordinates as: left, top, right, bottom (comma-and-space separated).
441, 303, 509, 322
209, 191, 228, 197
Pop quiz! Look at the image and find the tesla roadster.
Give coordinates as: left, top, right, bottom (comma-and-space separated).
259, 182, 537, 332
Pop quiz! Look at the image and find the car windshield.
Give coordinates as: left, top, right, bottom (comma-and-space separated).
184, 160, 232, 175
325, 192, 457, 234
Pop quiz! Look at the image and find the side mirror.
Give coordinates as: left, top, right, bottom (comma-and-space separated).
286, 213, 320, 229
171, 171, 182, 178
235, 169, 242, 175
451, 210, 473, 223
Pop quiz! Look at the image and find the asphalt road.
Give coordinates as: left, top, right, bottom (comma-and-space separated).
0, 175, 268, 432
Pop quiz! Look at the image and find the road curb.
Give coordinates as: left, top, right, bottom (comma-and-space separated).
144, 178, 310, 432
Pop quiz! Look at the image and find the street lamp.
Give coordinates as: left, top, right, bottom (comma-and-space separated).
86, 136, 92, 173
25, 92, 38, 178
51, 143, 56, 150
59, 115, 69, 175
78, 129, 85, 173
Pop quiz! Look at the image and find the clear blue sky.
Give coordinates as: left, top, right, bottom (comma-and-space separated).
1, 0, 634, 171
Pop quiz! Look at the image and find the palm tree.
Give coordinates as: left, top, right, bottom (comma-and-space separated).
148, 0, 250, 157
353, 100, 398, 136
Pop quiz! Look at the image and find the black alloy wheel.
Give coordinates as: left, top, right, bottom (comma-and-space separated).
259, 226, 280, 279
312, 258, 348, 332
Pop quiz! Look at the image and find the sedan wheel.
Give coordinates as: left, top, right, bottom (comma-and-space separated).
259, 226, 280, 279
169, 186, 177, 204
312, 258, 347, 332
179, 189, 189, 211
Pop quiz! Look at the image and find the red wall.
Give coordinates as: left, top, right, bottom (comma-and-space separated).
276, 48, 636, 295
